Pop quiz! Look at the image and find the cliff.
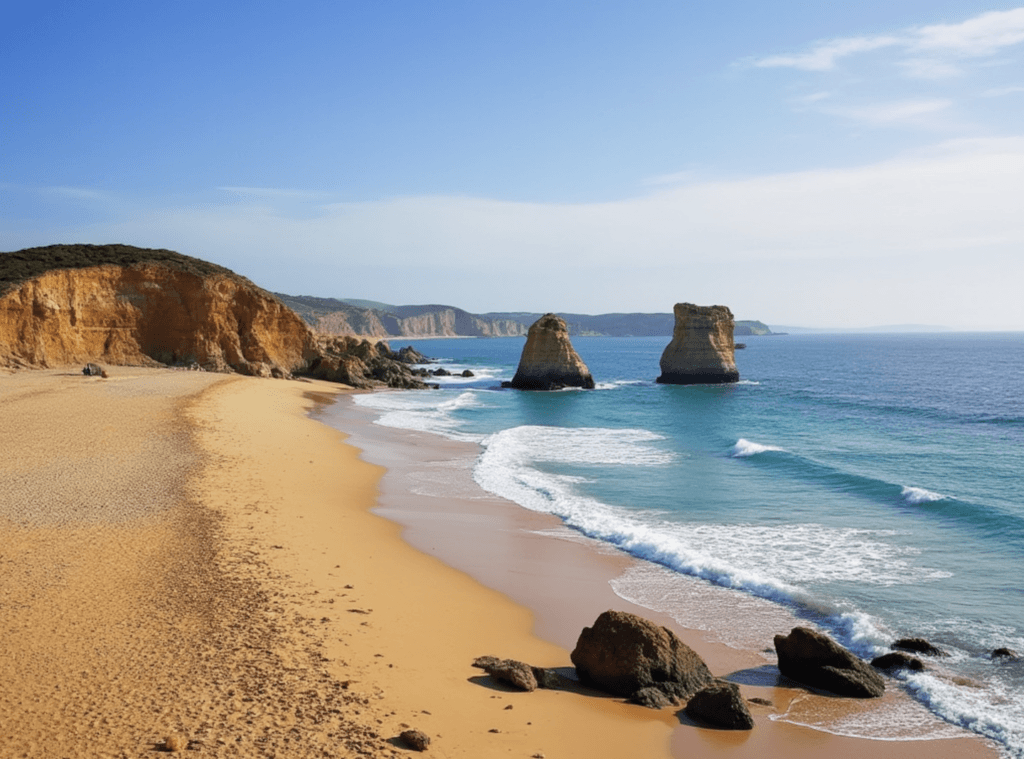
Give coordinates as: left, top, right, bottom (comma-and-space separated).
0, 244, 428, 388
503, 314, 595, 391
656, 303, 739, 385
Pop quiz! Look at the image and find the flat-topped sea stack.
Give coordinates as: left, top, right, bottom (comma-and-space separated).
503, 313, 595, 391
656, 303, 739, 385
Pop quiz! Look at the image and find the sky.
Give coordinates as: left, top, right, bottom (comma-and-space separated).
3, 1, 1023, 329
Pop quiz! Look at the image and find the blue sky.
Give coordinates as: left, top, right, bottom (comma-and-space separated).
3, 1, 1023, 328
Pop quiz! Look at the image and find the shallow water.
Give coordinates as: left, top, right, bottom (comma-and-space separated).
352, 332, 1024, 756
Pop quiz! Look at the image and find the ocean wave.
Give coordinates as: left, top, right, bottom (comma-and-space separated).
731, 438, 786, 457
901, 486, 947, 505
352, 389, 486, 440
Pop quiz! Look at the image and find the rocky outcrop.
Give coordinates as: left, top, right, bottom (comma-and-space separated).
656, 303, 739, 385
774, 627, 885, 698
892, 638, 948, 657
305, 336, 429, 389
0, 244, 430, 389
570, 610, 714, 705
871, 652, 925, 672
684, 681, 755, 730
0, 245, 318, 377
503, 314, 595, 391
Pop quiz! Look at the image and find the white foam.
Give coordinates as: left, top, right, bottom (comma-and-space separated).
902, 485, 947, 505
732, 438, 786, 457
352, 390, 487, 441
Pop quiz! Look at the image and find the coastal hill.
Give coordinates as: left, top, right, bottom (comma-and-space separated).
0, 244, 428, 388
276, 294, 774, 338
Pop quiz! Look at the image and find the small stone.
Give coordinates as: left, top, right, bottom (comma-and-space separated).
399, 729, 430, 751
163, 734, 187, 752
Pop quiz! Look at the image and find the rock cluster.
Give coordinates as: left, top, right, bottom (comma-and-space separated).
305, 336, 429, 389
503, 314, 594, 391
656, 303, 739, 385
774, 627, 885, 698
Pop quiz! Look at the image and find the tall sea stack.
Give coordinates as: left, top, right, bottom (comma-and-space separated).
656, 303, 739, 385
503, 313, 595, 391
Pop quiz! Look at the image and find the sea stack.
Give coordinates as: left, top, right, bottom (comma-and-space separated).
656, 303, 739, 385
503, 313, 595, 391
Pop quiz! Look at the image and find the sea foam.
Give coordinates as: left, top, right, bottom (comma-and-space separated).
731, 438, 786, 457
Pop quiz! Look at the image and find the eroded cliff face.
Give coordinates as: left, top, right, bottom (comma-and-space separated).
656, 303, 739, 385
0, 263, 319, 377
504, 313, 594, 390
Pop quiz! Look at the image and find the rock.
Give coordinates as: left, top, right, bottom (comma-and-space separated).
892, 638, 948, 657
305, 336, 429, 389
395, 345, 430, 364
82, 362, 103, 376
871, 652, 925, 672
992, 648, 1019, 660
774, 627, 884, 698
471, 656, 538, 691
399, 729, 430, 751
163, 734, 187, 752
530, 666, 566, 690
461, 369, 474, 377
628, 687, 675, 709
431, 367, 451, 376
656, 303, 739, 385
503, 314, 595, 391
684, 681, 755, 730
570, 610, 715, 704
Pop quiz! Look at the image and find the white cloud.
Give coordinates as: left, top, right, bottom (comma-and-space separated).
914, 8, 1024, 56
753, 7, 1024, 72
980, 84, 1024, 97
823, 98, 953, 125
755, 35, 900, 71
28, 137, 1024, 328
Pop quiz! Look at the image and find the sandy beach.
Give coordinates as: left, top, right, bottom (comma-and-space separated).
0, 368, 1001, 758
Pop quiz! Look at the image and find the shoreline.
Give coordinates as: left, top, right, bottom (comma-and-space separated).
0, 368, 1002, 757
323, 390, 1002, 759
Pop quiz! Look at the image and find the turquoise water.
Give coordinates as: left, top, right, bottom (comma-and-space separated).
352, 332, 1024, 755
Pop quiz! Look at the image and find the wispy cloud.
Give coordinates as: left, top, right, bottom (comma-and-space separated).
754, 7, 1024, 72
980, 84, 1024, 97
823, 98, 953, 125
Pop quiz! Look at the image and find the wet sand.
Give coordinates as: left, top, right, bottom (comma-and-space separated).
0, 369, 1001, 758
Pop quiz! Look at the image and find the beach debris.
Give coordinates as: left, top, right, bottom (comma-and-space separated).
992, 648, 1019, 660
570, 610, 715, 706
82, 362, 104, 376
502, 314, 595, 391
871, 651, 925, 672
684, 681, 755, 730
162, 733, 187, 752
892, 637, 948, 657
656, 303, 739, 385
774, 627, 885, 698
399, 729, 430, 751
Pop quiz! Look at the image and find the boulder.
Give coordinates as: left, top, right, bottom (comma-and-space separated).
684, 681, 755, 730
774, 627, 884, 698
82, 362, 104, 376
871, 652, 925, 672
503, 314, 594, 391
399, 729, 430, 751
892, 638, 947, 657
992, 648, 1019, 660
571, 610, 714, 704
656, 303, 739, 385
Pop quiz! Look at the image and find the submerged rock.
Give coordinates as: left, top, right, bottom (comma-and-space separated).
571, 610, 714, 705
871, 652, 925, 672
656, 303, 739, 385
774, 627, 885, 698
892, 637, 948, 657
503, 314, 594, 391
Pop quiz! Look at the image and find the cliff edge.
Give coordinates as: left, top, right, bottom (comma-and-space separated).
656, 303, 739, 385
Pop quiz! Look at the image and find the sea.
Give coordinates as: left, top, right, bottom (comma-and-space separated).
342, 332, 1024, 757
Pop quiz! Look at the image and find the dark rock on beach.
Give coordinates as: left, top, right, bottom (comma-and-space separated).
774, 627, 885, 698
571, 610, 715, 706
684, 681, 755, 730
399, 729, 430, 751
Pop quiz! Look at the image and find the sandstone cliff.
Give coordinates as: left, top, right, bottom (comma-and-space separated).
656, 303, 739, 385
504, 314, 595, 391
0, 244, 428, 388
